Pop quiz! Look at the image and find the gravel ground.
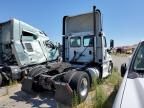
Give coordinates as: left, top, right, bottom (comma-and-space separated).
0, 84, 58, 108
0, 55, 129, 108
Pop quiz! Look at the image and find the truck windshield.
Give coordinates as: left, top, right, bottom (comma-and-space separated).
70, 37, 81, 47
133, 43, 144, 71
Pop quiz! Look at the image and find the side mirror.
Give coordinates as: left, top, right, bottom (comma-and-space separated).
121, 63, 127, 77
110, 39, 114, 48
107, 49, 111, 54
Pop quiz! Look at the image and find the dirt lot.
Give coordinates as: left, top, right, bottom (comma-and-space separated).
0, 84, 58, 108
0, 84, 95, 108
0, 55, 128, 108
112, 55, 129, 72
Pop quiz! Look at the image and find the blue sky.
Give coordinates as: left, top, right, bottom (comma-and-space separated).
0, 0, 144, 47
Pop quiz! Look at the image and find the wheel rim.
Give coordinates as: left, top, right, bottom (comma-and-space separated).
80, 78, 88, 97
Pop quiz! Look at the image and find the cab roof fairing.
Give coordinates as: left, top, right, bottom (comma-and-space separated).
11, 18, 48, 38
63, 10, 102, 36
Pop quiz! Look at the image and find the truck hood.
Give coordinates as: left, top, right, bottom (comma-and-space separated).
121, 76, 144, 108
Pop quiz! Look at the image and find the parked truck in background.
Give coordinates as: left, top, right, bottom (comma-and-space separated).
0, 6, 114, 105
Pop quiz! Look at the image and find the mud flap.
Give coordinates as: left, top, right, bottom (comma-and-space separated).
21, 77, 33, 93
54, 82, 73, 106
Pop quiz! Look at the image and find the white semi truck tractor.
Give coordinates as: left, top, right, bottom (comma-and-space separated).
56, 6, 114, 104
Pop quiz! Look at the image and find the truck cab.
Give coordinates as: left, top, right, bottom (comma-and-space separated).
0, 19, 59, 66
62, 7, 113, 78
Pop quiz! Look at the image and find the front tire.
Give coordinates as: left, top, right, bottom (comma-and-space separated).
108, 62, 113, 75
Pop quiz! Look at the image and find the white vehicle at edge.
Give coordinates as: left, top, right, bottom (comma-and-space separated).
113, 41, 144, 108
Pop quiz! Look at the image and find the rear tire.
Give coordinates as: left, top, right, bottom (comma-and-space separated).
69, 71, 90, 102
32, 82, 44, 92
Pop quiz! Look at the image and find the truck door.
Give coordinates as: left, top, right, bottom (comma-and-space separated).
102, 36, 110, 77
82, 36, 94, 62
